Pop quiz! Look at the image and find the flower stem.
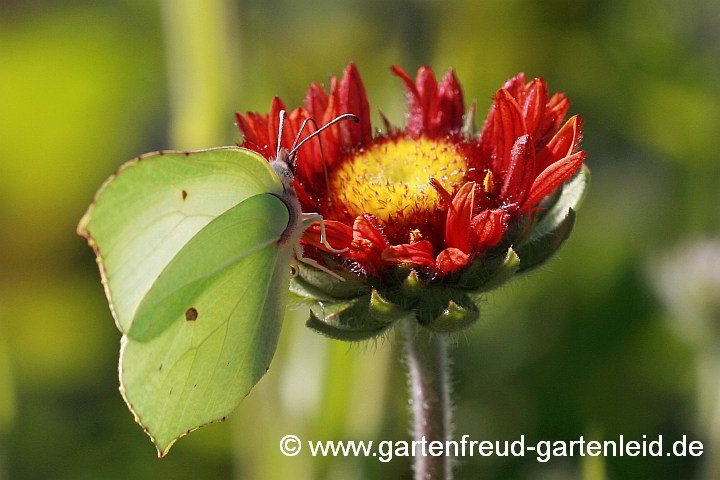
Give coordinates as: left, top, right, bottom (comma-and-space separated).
401, 319, 453, 480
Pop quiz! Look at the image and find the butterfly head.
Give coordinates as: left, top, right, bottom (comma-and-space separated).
270, 149, 296, 192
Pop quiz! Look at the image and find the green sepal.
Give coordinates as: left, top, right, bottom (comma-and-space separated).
511, 165, 589, 273
400, 269, 424, 297
532, 164, 589, 234
515, 208, 576, 273
306, 311, 391, 342
423, 299, 480, 333
369, 289, 408, 323
305, 293, 401, 342
414, 288, 479, 331
292, 260, 370, 301
454, 247, 519, 291
474, 248, 521, 293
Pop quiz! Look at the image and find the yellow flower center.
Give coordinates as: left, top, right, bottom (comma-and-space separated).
330, 137, 467, 229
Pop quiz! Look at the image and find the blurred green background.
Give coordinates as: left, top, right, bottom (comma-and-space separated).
1, 0, 719, 478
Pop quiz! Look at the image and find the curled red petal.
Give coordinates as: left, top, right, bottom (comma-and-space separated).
338, 63, 372, 146
301, 220, 353, 252
349, 215, 389, 275
536, 115, 583, 174
445, 182, 475, 252
381, 240, 435, 266
500, 134, 536, 206
436, 248, 469, 275
521, 151, 586, 212
470, 209, 509, 252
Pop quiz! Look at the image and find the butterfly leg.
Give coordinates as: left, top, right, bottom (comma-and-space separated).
293, 244, 346, 282
300, 213, 349, 253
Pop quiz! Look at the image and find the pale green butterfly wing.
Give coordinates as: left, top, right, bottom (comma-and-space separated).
119, 193, 294, 456
77, 147, 283, 334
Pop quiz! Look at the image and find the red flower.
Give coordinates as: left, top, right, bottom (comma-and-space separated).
236, 64, 586, 278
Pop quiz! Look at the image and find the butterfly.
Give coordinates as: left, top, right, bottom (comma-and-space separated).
78, 111, 357, 456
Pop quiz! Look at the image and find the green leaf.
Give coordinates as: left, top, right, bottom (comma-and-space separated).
120, 193, 293, 456
78, 147, 283, 334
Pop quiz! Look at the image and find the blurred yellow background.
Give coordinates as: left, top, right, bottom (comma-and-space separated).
1, 0, 719, 479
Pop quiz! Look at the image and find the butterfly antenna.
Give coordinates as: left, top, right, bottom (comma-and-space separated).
276, 110, 286, 160
289, 117, 334, 212
288, 113, 359, 157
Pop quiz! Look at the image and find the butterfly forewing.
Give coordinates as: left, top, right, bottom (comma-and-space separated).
78, 147, 283, 333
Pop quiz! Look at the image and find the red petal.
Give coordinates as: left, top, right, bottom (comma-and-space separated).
235, 113, 257, 143
521, 151, 586, 212
391, 65, 438, 136
537, 92, 570, 142
382, 240, 435, 266
502, 73, 526, 99
305, 82, 329, 121
338, 63, 372, 146
301, 220, 353, 252
292, 178, 318, 211
522, 78, 548, 139
436, 248, 469, 274
500, 135, 536, 206
445, 182, 475, 252
429, 70, 465, 134
237, 112, 273, 159
536, 115, 583, 174
489, 89, 527, 174
470, 209, 509, 252
288, 107, 323, 184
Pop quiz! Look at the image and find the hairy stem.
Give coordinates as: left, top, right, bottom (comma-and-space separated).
401, 319, 453, 480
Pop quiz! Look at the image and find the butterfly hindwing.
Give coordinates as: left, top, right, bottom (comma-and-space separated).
119, 193, 294, 456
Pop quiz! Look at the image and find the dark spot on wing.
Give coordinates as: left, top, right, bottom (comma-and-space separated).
182, 190, 188, 200
158, 364, 163, 372
186, 307, 198, 321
